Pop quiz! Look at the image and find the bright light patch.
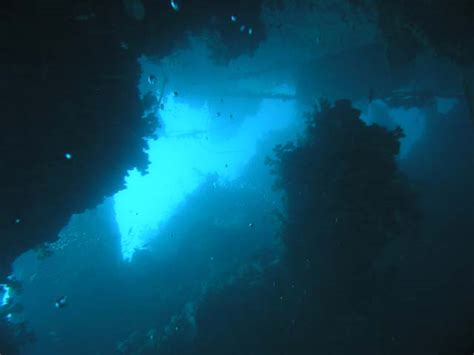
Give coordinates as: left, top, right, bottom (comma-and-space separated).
1, 284, 11, 307
65, 153, 72, 160
114, 92, 296, 260
170, 0, 180, 12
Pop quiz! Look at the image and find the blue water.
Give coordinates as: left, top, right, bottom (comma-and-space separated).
3, 3, 474, 354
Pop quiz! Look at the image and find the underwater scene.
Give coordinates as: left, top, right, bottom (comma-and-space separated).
0, 1, 473, 354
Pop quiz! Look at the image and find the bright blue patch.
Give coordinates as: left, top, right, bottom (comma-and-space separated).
0, 284, 11, 307
114, 92, 296, 261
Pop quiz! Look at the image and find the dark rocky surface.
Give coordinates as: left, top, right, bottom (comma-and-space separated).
0, 0, 266, 281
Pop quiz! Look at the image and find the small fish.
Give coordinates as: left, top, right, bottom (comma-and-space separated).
120, 41, 129, 50
170, 0, 180, 12
248, 222, 254, 228
148, 75, 157, 85
216, 112, 221, 117
248, 27, 253, 35
231, 15, 237, 22
240, 25, 246, 32
173, 91, 179, 97
55, 296, 67, 309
